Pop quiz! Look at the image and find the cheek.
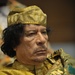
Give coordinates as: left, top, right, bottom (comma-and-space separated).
24, 42, 35, 52
23, 37, 36, 49
22, 41, 35, 55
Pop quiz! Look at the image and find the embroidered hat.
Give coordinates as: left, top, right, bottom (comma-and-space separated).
7, 5, 47, 26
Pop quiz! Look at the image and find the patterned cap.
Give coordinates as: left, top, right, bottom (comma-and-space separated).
7, 5, 47, 26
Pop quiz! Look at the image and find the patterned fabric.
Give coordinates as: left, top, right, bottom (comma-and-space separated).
0, 48, 75, 75
7, 5, 47, 26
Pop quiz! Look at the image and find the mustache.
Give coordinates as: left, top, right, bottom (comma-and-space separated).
33, 45, 48, 54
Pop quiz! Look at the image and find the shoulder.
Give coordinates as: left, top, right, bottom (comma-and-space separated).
48, 48, 75, 66
58, 48, 75, 67
59, 48, 75, 74
47, 48, 75, 75
47, 48, 75, 74
0, 60, 34, 75
0, 67, 24, 75
0, 67, 34, 75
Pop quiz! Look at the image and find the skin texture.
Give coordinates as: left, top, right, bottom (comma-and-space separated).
15, 24, 48, 65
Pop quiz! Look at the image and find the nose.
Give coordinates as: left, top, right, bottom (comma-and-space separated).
36, 32, 46, 45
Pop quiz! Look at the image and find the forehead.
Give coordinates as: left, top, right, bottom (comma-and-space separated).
24, 24, 46, 30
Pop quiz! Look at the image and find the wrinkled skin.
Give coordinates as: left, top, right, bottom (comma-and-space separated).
15, 24, 48, 65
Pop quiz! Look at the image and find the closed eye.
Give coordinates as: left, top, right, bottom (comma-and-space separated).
25, 31, 37, 37
41, 30, 47, 35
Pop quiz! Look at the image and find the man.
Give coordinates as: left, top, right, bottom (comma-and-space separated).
0, 5, 75, 75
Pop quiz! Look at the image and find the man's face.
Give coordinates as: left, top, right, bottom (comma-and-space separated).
16, 24, 48, 65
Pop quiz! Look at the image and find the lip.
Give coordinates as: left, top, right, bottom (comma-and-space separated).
35, 50, 47, 55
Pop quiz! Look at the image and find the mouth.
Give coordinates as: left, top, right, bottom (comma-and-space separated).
34, 50, 47, 55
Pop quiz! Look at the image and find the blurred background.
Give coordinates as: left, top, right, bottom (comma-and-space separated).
18, 0, 75, 57
0, 0, 75, 58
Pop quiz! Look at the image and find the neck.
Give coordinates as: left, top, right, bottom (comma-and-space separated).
17, 57, 43, 66
13, 60, 45, 73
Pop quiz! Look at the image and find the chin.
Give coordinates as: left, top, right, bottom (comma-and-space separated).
33, 55, 47, 63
